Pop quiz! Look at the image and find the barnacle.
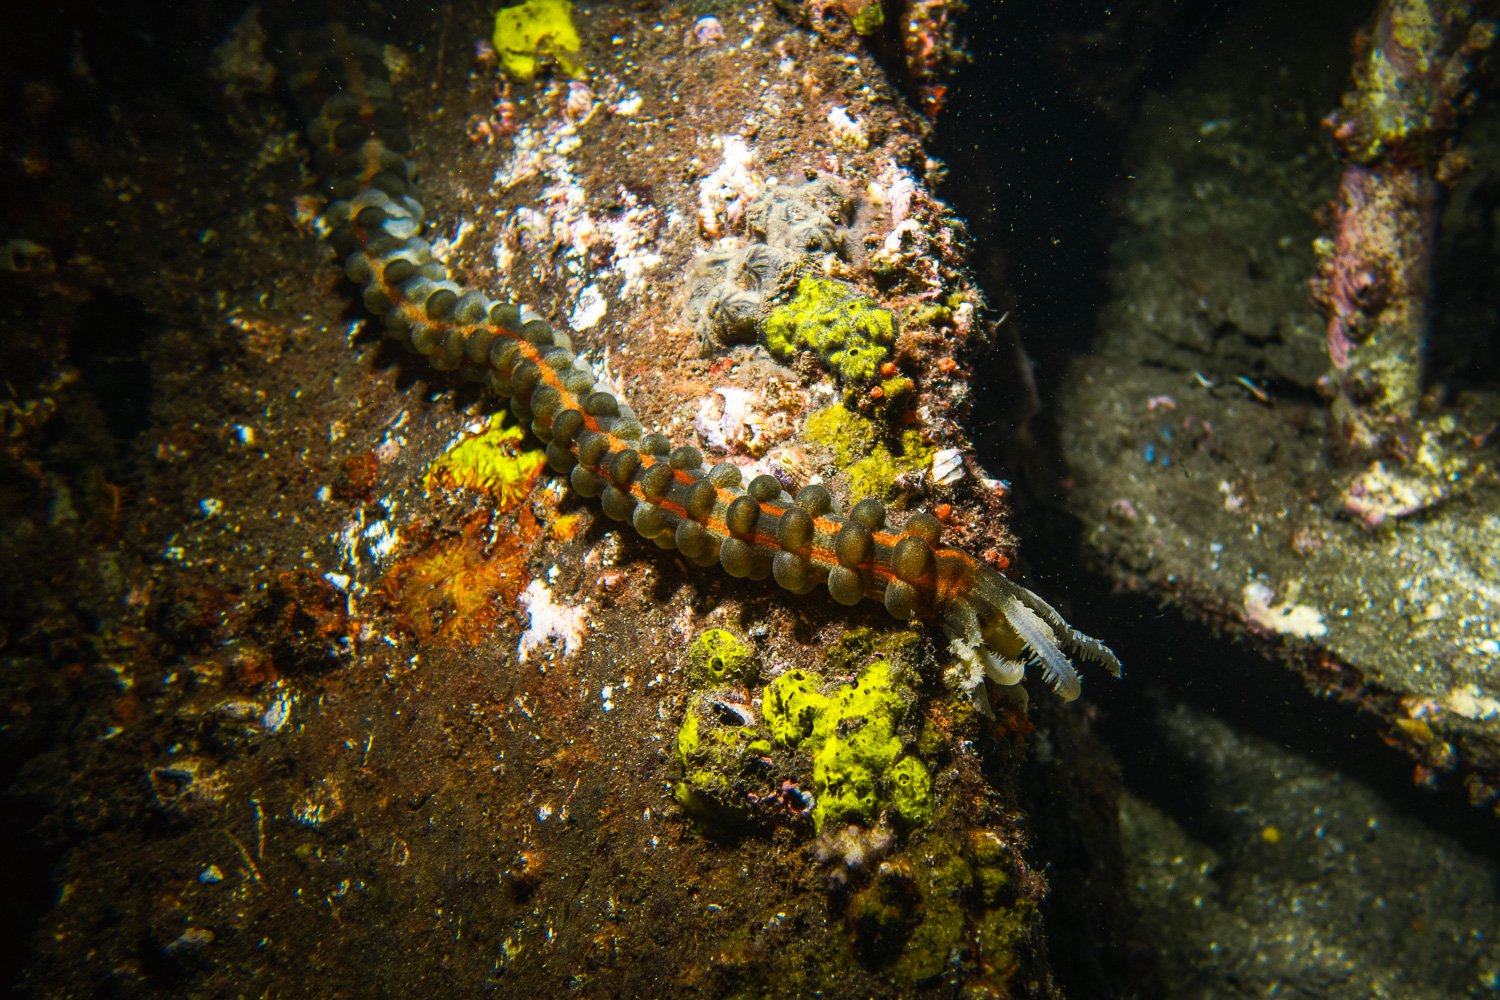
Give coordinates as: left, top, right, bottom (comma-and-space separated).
287, 25, 1120, 706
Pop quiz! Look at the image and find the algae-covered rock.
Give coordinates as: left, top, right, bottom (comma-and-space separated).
6, 3, 1068, 997
802, 405, 934, 505
685, 628, 758, 687
841, 828, 1032, 986
849, 0, 884, 36
846, 858, 920, 962
760, 637, 930, 833
492, 0, 585, 82
968, 829, 1013, 906
762, 668, 831, 748
675, 694, 773, 836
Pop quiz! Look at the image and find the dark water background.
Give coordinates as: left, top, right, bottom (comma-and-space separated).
939, 0, 1495, 831
937, 3, 1500, 995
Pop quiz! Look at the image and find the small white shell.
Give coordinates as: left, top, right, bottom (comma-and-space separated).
932, 448, 964, 485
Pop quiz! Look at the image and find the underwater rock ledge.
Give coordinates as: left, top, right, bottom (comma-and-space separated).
1, 2, 1138, 998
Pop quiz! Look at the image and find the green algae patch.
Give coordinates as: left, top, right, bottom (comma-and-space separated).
846, 858, 921, 964
762, 668, 831, 748
899, 838, 974, 981
968, 829, 1013, 906
803, 405, 935, 505
805, 403, 878, 464
685, 628, 757, 687
762, 277, 895, 386
850, 0, 885, 35
493, 0, 585, 82
823, 625, 919, 676
906, 300, 953, 329
843, 828, 1033, 985
675, 697, 772, 837
964, 830, 1031, 990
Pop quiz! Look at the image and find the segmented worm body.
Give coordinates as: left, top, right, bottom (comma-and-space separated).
286, 27, 1120, 703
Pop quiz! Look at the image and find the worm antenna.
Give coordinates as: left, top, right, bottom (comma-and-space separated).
997, 597, 1081, 702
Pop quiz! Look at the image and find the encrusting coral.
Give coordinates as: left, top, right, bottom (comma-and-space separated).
284, 25, 1120, 706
